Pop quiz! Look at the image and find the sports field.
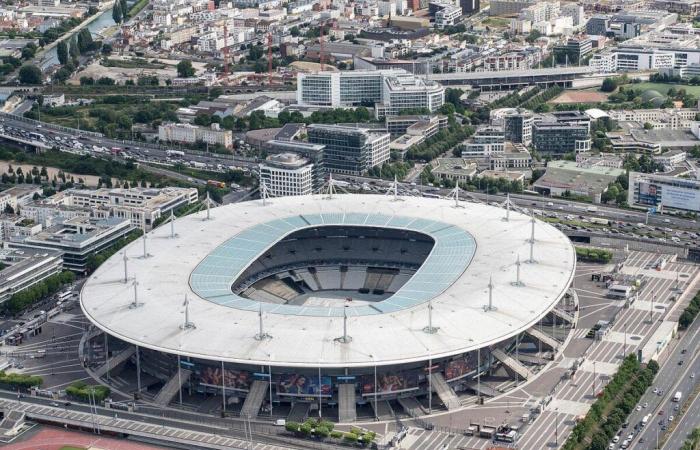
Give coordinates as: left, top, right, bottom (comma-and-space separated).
631, 82, 700, 96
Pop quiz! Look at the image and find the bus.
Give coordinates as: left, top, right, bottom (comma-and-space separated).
57, 291, 73, 302
590, 217, 609, 226
29, 132, 44, 141
641, 414, 650, 426
207, 180, 226, 189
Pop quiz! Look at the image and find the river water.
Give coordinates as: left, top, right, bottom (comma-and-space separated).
42, 9, 116, 68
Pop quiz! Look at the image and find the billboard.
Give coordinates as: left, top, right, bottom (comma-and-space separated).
199, 366, 251, 392
444, 354, 477, 381
661, 184, 700, 212
278, 374, 332, 397
361, 371, 419, 396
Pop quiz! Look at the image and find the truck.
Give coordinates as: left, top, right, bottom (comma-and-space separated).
673, 391, 682, 402
207, 180, 226, 189
190, 161, 206, 169
586, 206, 598, 213
590, 217, 610, 226
641, 414, 650, 426
166, 150, 185, 158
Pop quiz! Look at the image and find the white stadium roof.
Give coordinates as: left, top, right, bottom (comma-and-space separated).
80, 194, 576, 368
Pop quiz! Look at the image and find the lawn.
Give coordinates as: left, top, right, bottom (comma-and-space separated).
632, 82, 700, 96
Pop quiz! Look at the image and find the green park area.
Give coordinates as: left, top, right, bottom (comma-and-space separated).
632, 82, 700, 96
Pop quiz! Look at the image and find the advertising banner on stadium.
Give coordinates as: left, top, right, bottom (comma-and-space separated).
361, 371, 419, 395
199, 366, 251, 392
277, 374, 332, 397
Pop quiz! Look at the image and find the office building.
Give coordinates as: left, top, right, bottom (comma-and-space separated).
259, 153, 314, 198
158, 123, 233, 149
460, 0, 479, 15
8, 217, 133, 273
37, 187, 199, 230
0, 248, 64, 305
586, 15, 610, 35
500, 109, 534, 145
296, 70, 444, 117
435, 4, 462, 29
628, 171, 700, 213
462, 127, 506, 156
308, 124, 390, 175
489, 0, 536, 16
533, 160, 625, 202
532, 121, 591, 154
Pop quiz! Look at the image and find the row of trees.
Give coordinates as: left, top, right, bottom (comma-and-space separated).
85, 229, 143, 273
680, 428, 700, 450
563, 355, 659, 450
284, 419, 375, 444
679, 291, 700, 330
66, 381, 111, 402
575, 247, 613, 263
405, 125, 474, 162
0, 371, 43, 389
4, 270, 75, 315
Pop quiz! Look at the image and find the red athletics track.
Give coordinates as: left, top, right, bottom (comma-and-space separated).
4, 426, 169, 450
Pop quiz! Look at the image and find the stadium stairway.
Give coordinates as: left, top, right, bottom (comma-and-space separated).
517, 354, 548, 365
93, 346, 136, 378
430, 372, 460, 410
525, 327, 560, 350
491, 348, 532, 380
337, 384, 357, 423
397, 396, 424, 417
370, 400, 394, 421
0, 410, 25, 434
287, 403, 310, 423
240, 380, 269, 418
154, 368, 192, 406
552, 307, 575, 324
465, 381, 500, 398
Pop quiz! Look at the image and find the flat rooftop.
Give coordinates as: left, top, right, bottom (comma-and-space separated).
81, 194, 575, 368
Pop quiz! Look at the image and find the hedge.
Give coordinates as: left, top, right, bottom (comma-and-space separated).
4, 270, 75, 314
679, 292, 700, 330
65, 381, 111, 402
0, 371, 43, 389
575, 247, 613, 264
562, 355, 658, 450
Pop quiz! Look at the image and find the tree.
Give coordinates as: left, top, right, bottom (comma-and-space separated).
57, 41, 68, 65
176, 60, 195, 78
601, 77, 618, 92
18, 64, 42, 85
77, 29, 93, 53
112, 3, 123, 23
525, 30, 542, 43
69, 38, 79, 59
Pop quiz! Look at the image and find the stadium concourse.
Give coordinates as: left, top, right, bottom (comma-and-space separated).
79, 194, 577, 423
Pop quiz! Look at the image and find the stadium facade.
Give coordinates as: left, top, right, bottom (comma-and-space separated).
80, 194, 576, 422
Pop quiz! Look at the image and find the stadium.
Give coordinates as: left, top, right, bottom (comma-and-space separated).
80, 194, 577, 422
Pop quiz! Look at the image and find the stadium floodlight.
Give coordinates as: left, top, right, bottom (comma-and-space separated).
181, 294, 196, 330
254, 303, 272, 341
260, 180, 270, 206
484, 275, 497, 312
386, 175, 404, 202
206, 192, 211, 220
325, 174, 336, 200
129, 279, 143, 309
512, 254, 524, 287
335, 302, 352, 344
123, 252, 128, 284
526, 212, 537, 264
170, 210, 177, 238
423, 299, 438, 334
502, 193, 512, 222
141, 232, 150, 259
448, 186, 464, 208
